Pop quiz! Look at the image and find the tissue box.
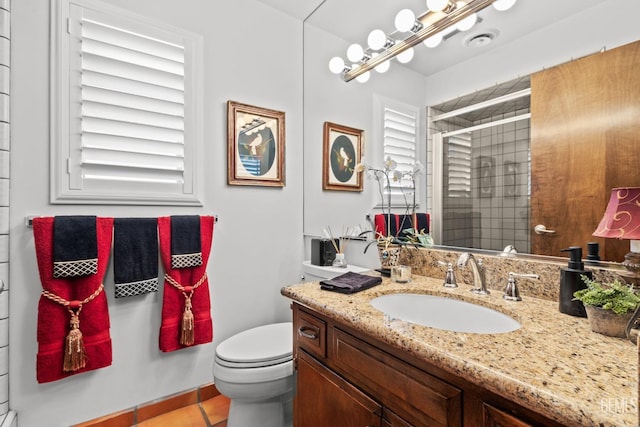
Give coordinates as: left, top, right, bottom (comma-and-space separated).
311, 238, 339, 266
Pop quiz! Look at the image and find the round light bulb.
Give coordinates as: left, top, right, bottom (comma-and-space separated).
423, 33, 443, 48
493, 0, 517, 11
456, 13, 477, 31
356, 71, 370, 83
396, 47, 414, 64
367, 29, 387, 51
426, 0, 449, 12
328, 56, 345, 74
346, 43, 365, 62
372, 53, 390, 73
394, 9, 416, 33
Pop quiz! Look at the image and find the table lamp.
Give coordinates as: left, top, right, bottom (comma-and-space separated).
592, 187, 640, 279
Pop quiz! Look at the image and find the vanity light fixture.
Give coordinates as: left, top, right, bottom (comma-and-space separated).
328, 0, 517, 82
593, 187, 640, 281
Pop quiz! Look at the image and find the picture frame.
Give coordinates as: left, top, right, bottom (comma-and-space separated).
503, 160, 518, 197
227, 100, 285, 187
478, 156, 495, 198
322, 121, 364, 192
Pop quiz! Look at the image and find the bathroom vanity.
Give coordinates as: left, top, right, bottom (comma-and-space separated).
282, 274, 637, 426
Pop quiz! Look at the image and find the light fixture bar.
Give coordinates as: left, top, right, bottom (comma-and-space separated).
343, 0, 496, 82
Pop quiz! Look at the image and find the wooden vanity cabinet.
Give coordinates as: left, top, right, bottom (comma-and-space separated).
292, 303, 562, 427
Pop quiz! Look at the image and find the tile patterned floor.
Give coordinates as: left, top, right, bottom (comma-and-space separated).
73, 385, 230, 427
137, 394, 229, 427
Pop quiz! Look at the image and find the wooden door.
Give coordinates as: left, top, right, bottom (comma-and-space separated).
530, 40, 640, 261
295, 350, 382, 427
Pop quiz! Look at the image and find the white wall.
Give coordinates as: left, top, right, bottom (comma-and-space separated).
11, 1, 303, 426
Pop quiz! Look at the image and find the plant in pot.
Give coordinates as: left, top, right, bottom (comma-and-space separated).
357, 157, 428, 270
573, 276, 640, 338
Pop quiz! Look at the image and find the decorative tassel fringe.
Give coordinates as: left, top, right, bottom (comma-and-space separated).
180, 297, 195, 346
63, 312, 87, 372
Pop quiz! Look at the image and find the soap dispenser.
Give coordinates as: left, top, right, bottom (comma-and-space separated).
559, 246, 592, 317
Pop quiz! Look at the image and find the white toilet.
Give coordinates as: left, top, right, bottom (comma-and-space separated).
213, 322, 294, 427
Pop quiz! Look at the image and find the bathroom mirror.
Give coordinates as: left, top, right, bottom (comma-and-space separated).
300, 0, 640, 263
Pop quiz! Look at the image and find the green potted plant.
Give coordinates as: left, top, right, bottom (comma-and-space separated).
573, 276, 640, 338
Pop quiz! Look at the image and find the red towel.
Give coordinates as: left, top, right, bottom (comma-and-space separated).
33, 217, 114, 383
157, 216, 214, 352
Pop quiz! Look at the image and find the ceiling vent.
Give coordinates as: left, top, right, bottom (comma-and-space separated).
464, 30, 498, 47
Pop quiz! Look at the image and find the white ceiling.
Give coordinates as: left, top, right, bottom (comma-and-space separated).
256, 0, 606, 77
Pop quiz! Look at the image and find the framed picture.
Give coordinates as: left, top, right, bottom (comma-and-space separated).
478, 156, 495, 198
227, 101, 285, 187
503, 160, 518, 197
322, 121, 364, 192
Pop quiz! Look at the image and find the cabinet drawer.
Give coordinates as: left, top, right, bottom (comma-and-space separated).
332, 328, 462, 427
294, 307, 326, 359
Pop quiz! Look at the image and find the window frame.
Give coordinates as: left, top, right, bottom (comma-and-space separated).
50, 0, 204, 205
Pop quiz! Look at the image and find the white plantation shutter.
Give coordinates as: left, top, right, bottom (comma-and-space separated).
51, 0, 203, 204
446, 134, 472, 197
382, 105, 418, 205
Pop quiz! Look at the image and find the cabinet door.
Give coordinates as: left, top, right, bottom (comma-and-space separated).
296, 350, 382, 427
332, 328, 461, 426
383, 408, 414, 427
482, 403, 534, 427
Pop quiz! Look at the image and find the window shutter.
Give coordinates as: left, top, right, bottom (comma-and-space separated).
52, 0, 203, 205
383, 106, 418, 202
446, 134, 472, 197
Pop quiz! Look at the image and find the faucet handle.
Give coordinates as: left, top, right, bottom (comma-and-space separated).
503, 272, 539, 302
443, 262, 458, 288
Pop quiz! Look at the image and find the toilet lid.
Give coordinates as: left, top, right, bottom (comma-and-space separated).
215, 322, 292, 368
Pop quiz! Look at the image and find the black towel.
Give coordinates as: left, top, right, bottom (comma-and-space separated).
415, 213, 429, 233
113, 218, 159, 298
320, 272, 382, 294
53, 215, 98, 278
170, 215, 202, 269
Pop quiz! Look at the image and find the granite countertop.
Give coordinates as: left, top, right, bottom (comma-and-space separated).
281, 273, 638, 427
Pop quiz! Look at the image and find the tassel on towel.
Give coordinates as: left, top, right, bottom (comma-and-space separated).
63, 310, 87, 372
181, 297, 194, 346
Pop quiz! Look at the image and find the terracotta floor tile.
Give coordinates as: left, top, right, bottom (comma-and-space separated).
201, 395, 231, 425
71, 409, 135, 427
137, 389, 199, 423
136, 405, 207, 427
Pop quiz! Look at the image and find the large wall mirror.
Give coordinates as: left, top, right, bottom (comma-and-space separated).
302, 0, 640, 263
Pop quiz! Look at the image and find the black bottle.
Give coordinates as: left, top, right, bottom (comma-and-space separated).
585, 242, 601, 266
559, 246, 592, 317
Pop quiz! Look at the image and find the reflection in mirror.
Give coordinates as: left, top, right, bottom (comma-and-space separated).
303, 0, 640, 265
430, 76, 531, 254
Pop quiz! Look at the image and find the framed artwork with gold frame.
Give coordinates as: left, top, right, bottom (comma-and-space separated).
322, 121, 363, 192
227, 100, 285, 187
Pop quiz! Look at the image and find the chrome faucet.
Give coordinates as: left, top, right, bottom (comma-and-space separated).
457, 253, 489, 295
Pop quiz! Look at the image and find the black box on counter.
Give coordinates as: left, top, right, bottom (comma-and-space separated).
311, 238, 339, 266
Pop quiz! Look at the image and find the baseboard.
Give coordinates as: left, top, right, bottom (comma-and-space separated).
72, 383, 221, 427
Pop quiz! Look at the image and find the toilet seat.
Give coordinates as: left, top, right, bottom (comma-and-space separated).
216, 322, 292, 367
213, 322, 293, 383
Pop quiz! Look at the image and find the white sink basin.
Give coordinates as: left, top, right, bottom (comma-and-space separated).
370, 293, 520, 334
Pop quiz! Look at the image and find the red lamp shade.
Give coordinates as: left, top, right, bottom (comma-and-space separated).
593, 187, 640, 240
